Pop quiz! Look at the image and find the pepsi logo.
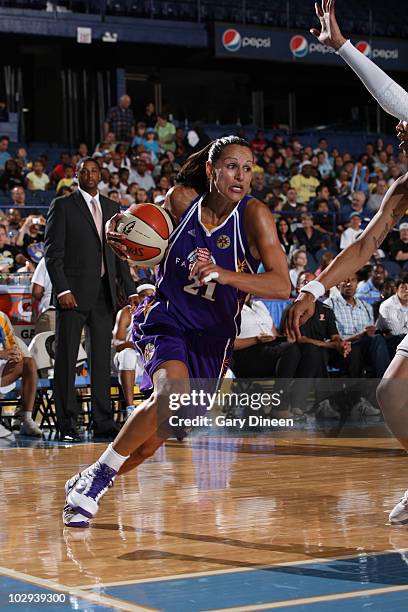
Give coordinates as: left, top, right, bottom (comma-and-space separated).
356, 41, 371, 56
290, 35, 308, 58
222, 29, 242, 52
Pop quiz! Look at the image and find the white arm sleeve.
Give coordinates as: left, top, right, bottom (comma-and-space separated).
337, 40, 408, 122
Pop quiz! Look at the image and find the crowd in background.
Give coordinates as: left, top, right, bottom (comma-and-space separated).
0, 93, 408, 428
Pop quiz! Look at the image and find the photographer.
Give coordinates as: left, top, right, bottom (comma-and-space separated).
16, 214, 46, 266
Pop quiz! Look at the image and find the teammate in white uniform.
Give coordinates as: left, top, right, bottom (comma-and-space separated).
285, 0, 408, 525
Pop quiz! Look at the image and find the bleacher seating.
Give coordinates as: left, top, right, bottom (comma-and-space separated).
0, 0, 406, 38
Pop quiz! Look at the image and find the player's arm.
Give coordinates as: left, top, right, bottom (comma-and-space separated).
193, 200, 291, 300
164, 184, 198, 223
284, 174, 408, 339
312, 0, 408, 122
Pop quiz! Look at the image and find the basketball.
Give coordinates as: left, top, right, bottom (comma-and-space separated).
116, 203, 173, 266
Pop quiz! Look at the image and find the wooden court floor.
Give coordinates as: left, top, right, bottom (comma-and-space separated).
1, 432, 408, 611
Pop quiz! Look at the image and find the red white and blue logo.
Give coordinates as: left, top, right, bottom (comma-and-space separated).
356, 41, 371, 56
290, 35, 308, 58
222, 29, 242, 52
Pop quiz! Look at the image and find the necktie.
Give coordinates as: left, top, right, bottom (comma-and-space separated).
90, 197, 105, 277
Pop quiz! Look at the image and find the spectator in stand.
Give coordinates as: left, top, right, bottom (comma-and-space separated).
77, 142, 88, 159
6, 208, 22, 237
0, 224, 24, 272
118, 168, 130, 194
123, 183, 138, 206
155, 112, 176, 153
356, 263, 386, 301
282, 187, 303, 220
314, 198, 336, 236
294, 213, 325, 257
144, 127, 160, 160
140, 101, 157, 128
276, 217, 294, 257
250, 130, 267, 154
0, 311, 42, 439
372, 279, 397, 321
97, 167, 111, 196
56, 165, 75, 193
15, 147, 31, 174
340, 212, 363, 249
107, 151, 126, 174
290, 161, 320, 204
315, 251, 334, 277
108, 172, 120, 193
135, 188, 149, 204
95, 132, 117, 154
324, 273, 390, 377
0, 160, 24, 192
339, 191, 372, 227
0, 135, 11, 170
289, 247, 308, 290
104, 94, 135, 143
317, 151, 333, 179
131, 122, 147, 148
108, 190, 120, 204
129, 157, 155, 192
377, 275, 408, 346
390, 223, 408, 266
388, 164, 402, 187
314, 137, 329, 158
16, 214, 45, 265
26, 159, 50, 191
50, 153, 72, 185
367, 178, 388, 213
250, 171, 269, 202
374, 150, 389, 174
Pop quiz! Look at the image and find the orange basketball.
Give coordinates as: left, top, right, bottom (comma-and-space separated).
116, 203, 173, 266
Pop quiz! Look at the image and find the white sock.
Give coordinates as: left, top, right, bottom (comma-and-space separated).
99, 443, 129, 472
22, 411, 32, 422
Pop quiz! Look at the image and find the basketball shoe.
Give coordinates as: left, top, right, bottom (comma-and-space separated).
67, 461, 116, 519
63, 473, 89, 528
389, 490, 408, 525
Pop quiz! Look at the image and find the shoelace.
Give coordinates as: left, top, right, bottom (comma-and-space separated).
87, 463, 116, 500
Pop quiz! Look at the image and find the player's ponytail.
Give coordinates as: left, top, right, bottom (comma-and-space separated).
176, 136, 252, 193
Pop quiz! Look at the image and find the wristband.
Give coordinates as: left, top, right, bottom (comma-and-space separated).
300, 280, 325, 301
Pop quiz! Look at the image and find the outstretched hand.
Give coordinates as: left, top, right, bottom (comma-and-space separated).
310, 0, 347, 51
283, 292, 317, 341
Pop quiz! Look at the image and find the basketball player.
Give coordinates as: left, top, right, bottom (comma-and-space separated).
63, 136, 291, 527
285, 1, 408, 525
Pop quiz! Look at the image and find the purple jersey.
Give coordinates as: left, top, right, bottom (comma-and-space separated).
150, 193, 259, 339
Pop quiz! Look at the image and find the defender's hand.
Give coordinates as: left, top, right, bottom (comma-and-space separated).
310, 0, 347, 51
284, 292, 316, 341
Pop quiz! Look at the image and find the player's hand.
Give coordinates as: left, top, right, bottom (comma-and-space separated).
396, 121, 408, 155
310, 0, 347, 51
105, 213, 128, 260
58, 292, 78, 309
335, 339, 351, 357
283, 292, 316, 341
189, 261, 231, 286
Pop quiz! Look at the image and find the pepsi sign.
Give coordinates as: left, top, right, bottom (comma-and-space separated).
215, 23, 408, 71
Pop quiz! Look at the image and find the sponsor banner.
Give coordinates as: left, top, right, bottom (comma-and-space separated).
215, 24, 408, 70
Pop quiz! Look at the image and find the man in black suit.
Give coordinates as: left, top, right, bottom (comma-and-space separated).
45, 158, 137, 442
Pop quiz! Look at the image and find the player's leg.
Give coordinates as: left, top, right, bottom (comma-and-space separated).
18, 357, 42, 436
115, 348, 138, 407
0, 360, 22, 439
65, 359, 189, 523
376, 346, 408, 524
118, 433, 167, 475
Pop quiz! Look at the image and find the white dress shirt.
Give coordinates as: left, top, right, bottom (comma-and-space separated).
238, 301, 273, 339
377, 294, 408, 336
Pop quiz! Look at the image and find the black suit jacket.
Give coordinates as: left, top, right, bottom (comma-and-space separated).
44, 190, 135, 310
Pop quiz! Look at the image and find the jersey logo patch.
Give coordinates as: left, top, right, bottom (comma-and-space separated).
217, 235, 231, 249
237, 258, 248, 273
187, 248, 215, 270
144, 343, 155, 363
